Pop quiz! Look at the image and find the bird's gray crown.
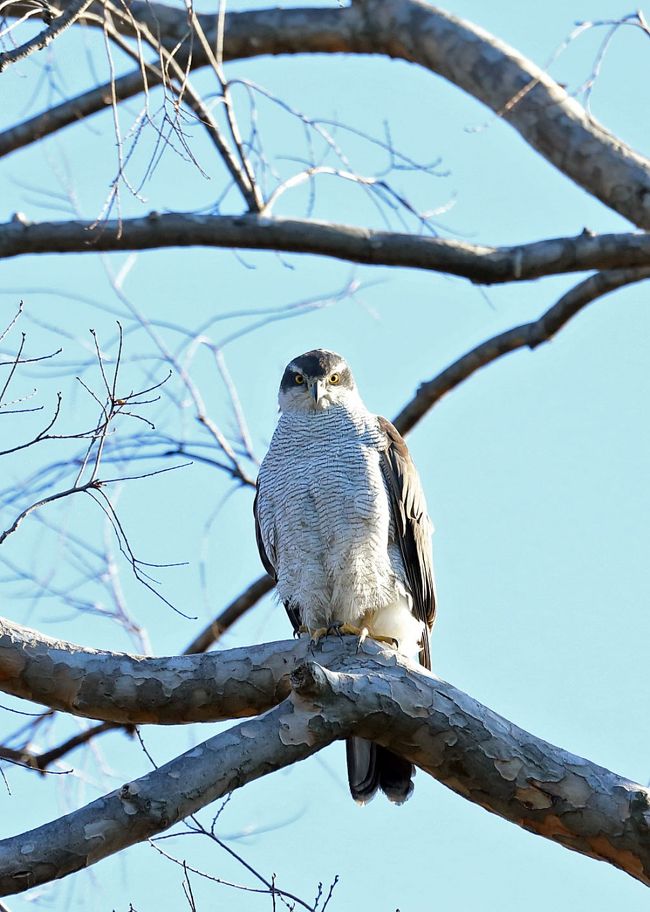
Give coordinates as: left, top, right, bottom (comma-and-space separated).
280, 349, 354, 391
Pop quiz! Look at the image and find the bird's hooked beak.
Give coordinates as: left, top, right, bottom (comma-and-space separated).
309, 379, 326, 405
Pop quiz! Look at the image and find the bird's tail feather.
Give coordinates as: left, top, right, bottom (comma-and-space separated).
346, 737, 414, 805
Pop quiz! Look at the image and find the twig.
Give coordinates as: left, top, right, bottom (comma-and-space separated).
184, 3, 263, 212
184, 574, 275, 654
28, 721, 120, 771
183, 814, 316, 911
0, 300, 22, 344
212, 349, 257, 463
99, 4, 256, 204
0, 332, 25, 405
0, 0, 95, 73
0, 478, 103, 545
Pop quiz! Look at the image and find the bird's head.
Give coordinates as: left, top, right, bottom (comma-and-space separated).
278, 349, 361, 414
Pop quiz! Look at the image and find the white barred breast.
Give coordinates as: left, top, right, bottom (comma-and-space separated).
256, 403, 421, 650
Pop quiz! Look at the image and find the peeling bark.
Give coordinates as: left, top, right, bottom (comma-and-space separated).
0, 614, 304, 722
0, 618, 648, 892
0, 699, 337, 895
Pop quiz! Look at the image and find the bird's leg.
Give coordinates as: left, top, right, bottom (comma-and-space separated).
331, 622, 397, 652
296, 622, 397, 650
298, 622, 361, 641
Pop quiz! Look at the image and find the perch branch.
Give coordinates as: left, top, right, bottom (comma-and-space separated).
0, 636, 648, 893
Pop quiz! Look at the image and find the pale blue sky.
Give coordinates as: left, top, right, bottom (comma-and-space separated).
1, 1, 649, 909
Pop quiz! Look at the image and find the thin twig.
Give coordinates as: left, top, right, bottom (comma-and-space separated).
185, 3, 263, 211
0, 0, 95, 73
0, 300, 22, 344
184, 574, 275, 654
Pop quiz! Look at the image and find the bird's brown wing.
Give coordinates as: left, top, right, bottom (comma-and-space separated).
253, 484, 301, 632
377, 416, 436, 669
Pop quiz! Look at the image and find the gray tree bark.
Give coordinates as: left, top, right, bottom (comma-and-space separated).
0, 617, 648, 894
1, 0, 649, 899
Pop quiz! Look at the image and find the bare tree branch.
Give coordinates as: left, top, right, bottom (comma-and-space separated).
2, 214, 650, 281
2, 1, 650, 225
0, 68, 147, 160
0, 638, 648, 894
0, 574, 275, 769
0, 615, 303, 723
99, 2, 264, 212
184, 4, 264, 212
0, 5, 353, 161
0, 721, 118, 770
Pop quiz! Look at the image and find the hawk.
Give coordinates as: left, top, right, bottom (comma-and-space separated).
254, 349, 436, 803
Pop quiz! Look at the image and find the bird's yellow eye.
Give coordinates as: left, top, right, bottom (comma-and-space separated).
294, 373, 304, 385
330, 373, 340, 385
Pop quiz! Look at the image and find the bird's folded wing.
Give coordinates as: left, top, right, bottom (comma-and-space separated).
377, 416, 436, 669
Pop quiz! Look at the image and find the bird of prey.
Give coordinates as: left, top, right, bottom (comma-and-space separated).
254, 349, 436, 804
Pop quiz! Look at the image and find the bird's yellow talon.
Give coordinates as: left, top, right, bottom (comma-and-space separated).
337, 623, 363, 637
308, 626, 329, 645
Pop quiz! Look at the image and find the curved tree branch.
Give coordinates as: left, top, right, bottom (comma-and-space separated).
1, 214, 650, 282
0, 694, 335, 896
0, 639, 648, 894
393, 266, 650, 434
2, 1, 650, 226
370, 0, 650, 228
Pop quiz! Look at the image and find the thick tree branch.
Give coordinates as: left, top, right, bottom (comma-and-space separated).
1, 214, 650, 282
371, 0, 650, 228
2, 1, 650, 226
393, 266, 650, 434
0, 639, 648, 894
0, 694, 336, 895
0, 576, 276, 769
0, 614, 304, 723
